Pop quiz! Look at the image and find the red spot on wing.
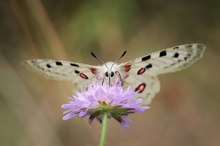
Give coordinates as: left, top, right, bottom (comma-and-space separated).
79, 73, 89, 79
135, 83, 146, 93
137, 68, 146, 75
124, 64, 131, 72
90, 68, 97, 74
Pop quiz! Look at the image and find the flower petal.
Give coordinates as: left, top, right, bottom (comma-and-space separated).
63, 112, 76, 120
120, 120, 130, 128
61, 82, 149, 128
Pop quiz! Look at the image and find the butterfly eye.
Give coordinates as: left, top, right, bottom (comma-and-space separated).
110, 72, 114, 77
105, 72, 109, 77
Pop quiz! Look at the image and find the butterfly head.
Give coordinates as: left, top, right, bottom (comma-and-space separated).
91, 51, 126, 85
103, 62, 118, 78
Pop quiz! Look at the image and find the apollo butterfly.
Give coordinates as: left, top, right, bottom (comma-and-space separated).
22, 43, 205, 105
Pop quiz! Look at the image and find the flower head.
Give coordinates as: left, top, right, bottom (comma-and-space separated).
61, 83, 149, 128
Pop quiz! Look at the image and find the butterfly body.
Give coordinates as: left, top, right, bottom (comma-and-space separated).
23, 43, 205, 105
92, 62, 120, 85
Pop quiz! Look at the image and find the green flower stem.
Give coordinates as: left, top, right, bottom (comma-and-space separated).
99, 112, 108, 146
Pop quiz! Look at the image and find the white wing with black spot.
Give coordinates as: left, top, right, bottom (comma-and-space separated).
119, 43, 206, 105
22, 59, 100, 92
126, 44, 205, 76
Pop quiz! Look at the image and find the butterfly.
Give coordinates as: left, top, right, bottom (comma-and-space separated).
22, 43, 205, 105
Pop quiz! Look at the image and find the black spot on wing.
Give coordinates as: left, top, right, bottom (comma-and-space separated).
46, 64, 52, 68
174, 46, 179, 49
56, 61, 63, 65
142, 55, 151, 61
74, 70, 80, 74
70, 63, 79, 67
173, 53, 179, 58
145, 63, 152, 69
159, 50, 167, 57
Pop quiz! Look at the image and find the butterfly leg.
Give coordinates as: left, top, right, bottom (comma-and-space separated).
116, 71, 123, 86
102, 77, 105, 85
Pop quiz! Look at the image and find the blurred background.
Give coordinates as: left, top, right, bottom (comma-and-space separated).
0, 0, 220, 146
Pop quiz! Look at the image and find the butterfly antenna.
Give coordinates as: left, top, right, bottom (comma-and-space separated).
90, 52, 109, 69
110, 50, 127, 69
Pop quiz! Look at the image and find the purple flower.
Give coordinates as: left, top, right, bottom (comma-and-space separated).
61, 83, 149, 128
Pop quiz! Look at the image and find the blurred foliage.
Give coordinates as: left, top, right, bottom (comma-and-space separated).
0, 0, 220, 146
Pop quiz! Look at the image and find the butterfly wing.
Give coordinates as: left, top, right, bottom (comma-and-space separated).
22, 59, 99, 92
119, 43, 206, 105
124, 44, 206, 76
122, 72, 160, 105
